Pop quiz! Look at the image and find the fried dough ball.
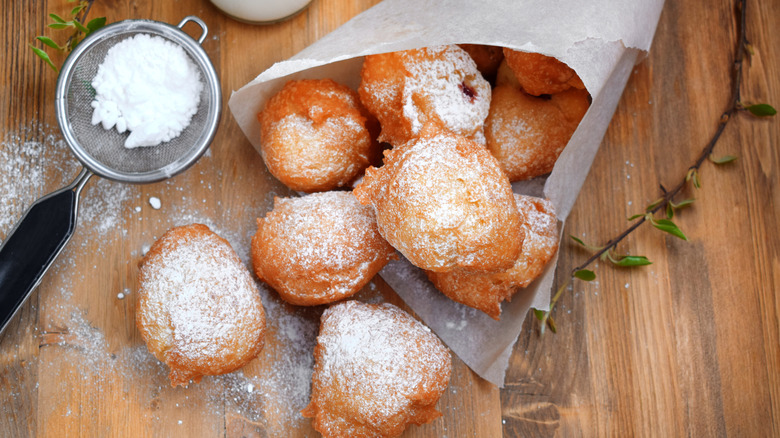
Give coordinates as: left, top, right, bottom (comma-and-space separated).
136, 224, 266, 387
257, 78, 381, 193
354, 123, 523, 273
426, 195, 559, 320
251, 191, 396, 306
550, 86, 592, 125
458, 44, 504, 82
502, 49, 585, 96
358, 45, 491, 145
302, 301, 451, 438
485, 85, 590, 182
495, 58, 521, 89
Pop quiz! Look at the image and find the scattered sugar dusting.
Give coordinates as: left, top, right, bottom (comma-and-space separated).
0, 123, 132, 240
0, 123, 78, 234
31, 245, 327, 434
1, 123, 459, 433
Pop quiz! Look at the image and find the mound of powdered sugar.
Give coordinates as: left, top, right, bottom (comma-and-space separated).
90, 33, 203, 148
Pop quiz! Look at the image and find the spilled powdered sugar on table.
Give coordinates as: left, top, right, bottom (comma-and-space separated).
0, 123, 465, 434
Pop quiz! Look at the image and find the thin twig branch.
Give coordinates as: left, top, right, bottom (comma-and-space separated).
571, 0, 747, 275
542, 0, 750, 332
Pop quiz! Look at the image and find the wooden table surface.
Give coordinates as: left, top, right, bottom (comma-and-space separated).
1, 0, 778, 436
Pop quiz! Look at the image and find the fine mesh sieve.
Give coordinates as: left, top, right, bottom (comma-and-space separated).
57, 16, 220, 182
0, 16, 221, 336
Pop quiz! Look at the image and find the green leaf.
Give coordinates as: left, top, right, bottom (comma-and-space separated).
666, 202, 674, 219
574, 269, 596, 281
627, 213, 645, 221
72, 20, 89, 34
533, 308, 545, 321
686, 169, 701, 189
49, 13, 66, 23
546, 315, 557, 334
29, 45, 58, 72
746, 103, 777, 117
48, 22, 71, 30
35, 36, 62, 50
670, 199, 695, 209
612, 255, 652, 267
651, 218, 688, 240
645, 197, 664, 212
87, 17, 107, 33
709, 154, 738, 164
71, 4, 86, 16
569, 235, 603, 252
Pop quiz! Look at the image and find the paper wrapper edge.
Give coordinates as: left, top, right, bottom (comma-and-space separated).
227, 0, 664, 387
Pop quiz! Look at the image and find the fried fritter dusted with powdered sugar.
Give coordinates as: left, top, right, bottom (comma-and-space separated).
257, 79, 381, 193
136, 224, 266, 387
251, 191, 396, 306
426, 195, 560, 319
302, 301, 451, 437
358, 45, 491, 145
354, 123, 523, 273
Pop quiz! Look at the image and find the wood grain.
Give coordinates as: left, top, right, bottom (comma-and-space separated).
504, 0, 780, 436
0, 0, 778, 437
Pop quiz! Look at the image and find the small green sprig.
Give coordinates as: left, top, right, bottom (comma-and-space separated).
570, 235, 653, 267
29, 1, 106, 72
533, 0, 775, 335
741, 102, 777, 117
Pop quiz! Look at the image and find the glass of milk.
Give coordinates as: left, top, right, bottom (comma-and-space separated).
209, 0, 313, 24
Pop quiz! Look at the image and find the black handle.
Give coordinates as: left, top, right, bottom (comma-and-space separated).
0, 169, 91, 335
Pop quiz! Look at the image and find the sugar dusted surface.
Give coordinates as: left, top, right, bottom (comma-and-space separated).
271, 192, 377, 271
259, 79, 375, 192
307, 301, 451, 436
255, 191, 395, 303
0, 122, 452, 435
358, 45, 491, 146
425, 194, 560, 319
356, 128, 522, 272
402, 46, 491, 137
485, 86, 575, 181
138, 225, 265, 373
267, 114, 366, 186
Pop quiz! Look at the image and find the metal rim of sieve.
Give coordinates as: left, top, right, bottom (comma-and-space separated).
54, 16, 221, 184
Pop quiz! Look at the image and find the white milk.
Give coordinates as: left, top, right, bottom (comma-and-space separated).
210, 0, 313, 24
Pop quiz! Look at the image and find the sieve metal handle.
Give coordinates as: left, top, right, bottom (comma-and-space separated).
0, 168, 92, 336
178, 16, 208, 44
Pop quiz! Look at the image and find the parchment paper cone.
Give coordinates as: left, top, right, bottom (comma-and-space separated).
229, 0, 665, 386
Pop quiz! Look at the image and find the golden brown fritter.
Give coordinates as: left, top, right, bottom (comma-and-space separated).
426, 195, 559, 320
358, 45, 491, 145
354, 123, 524, 272
251, 191, 396, 306
302, 301, 451, 438
502, 48, 585, 96
136, 224, 266, 386
257, 78, 381, 193
485, 85, 589, 181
